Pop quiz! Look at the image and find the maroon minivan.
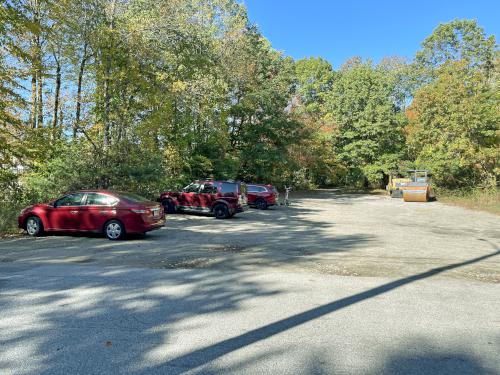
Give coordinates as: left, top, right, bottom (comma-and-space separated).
18, 190, 165, 240
159, 180, 247, 219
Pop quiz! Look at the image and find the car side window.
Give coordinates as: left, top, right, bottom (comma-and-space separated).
55, 193, 85, 207
220, 183, 236, 197
247, 186, 258, 193
258, 187, 267, 193
86, 193, 118, 206
201, 184, 217, 194
184, 183, 200, 193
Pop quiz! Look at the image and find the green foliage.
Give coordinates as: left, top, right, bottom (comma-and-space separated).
294, 57, 335, 117
1, 5, 499, 234
22, 141, 168, 200
407, 60, 499, 188
325, 61, 407, 187
415, 19, 496, 73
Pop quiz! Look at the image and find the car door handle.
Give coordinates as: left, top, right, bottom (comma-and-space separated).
70, 210, 79, 214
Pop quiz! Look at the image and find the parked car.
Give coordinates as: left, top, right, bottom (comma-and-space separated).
159, 180, 247, 219
247, 184, 278, 209
18, 190, 165, 240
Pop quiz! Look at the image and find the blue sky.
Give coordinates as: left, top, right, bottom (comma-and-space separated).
243, 0, 499, 68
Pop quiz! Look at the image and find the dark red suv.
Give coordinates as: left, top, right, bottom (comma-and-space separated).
159, 180, 247, 219
247, 184, 278, 209
18, 190, 165, 240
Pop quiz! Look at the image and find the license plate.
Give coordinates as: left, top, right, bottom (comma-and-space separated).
152, 209, 160, 218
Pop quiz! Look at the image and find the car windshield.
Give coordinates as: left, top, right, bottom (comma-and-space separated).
117, 192, 150, 203
183, 183, 201, 193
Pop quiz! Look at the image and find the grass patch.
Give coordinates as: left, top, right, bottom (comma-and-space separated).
436, 188, 500, 215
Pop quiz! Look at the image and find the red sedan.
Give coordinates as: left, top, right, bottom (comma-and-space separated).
18, 190, 165, 240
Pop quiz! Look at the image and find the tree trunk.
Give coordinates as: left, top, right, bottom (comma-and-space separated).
103, 53, 111, 147
52, 54, 61, 132
74, 42, 88, 138
37, 70, 43, 127
103, 0, 116, 148
30, 0, 40, 129
30, 73, 37, 128
36, 31, 43, 128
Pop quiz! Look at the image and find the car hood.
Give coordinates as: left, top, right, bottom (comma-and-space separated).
21, 203, 49, 213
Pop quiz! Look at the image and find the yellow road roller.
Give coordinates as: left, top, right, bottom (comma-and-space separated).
386, 175, 412, 198
402, 170, 434, 202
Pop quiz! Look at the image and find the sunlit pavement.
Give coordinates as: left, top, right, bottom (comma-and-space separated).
1, 263, 499, 374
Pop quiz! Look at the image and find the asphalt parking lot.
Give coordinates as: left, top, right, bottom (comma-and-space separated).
1, 191, 499, 374
1, 191, 499, 281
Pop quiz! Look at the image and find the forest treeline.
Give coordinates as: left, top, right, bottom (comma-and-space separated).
0, 0, 498, 212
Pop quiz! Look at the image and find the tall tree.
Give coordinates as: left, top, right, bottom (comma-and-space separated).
415, 19, 497, 78
407, 60, 499, 188
326, 60, 406, 187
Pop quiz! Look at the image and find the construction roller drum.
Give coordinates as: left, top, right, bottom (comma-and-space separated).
403, 183, 431, 202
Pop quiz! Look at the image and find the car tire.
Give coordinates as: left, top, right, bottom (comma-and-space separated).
25, 216, 44, 237
162, 199, 176, 214
255, 198, 268, 210
104, 220, 125, 240
213, 204, 229, 219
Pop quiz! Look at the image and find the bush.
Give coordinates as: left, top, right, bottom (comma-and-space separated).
0, 200, 23, 234
0, 182, 35, 234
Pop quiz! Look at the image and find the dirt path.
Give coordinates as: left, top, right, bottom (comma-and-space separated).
1, 191, 499, 282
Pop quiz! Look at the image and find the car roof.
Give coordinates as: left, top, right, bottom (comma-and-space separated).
72, 189, 116, 194
248, 183, 274, 187
67, 190, 126, 197
193, 180, 239, 184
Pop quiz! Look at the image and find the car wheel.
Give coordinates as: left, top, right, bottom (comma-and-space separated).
162, 199, 176, 214
255, 199, 268, 210
213, 204, 229, 219
25, 216, 43, 237
105, 220, 125, 240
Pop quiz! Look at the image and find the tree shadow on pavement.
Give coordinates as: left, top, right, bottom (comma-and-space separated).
0, 200, 375, 271
0, 249, 498, 374
0, 266, 283, 374
144, 249, 500, 374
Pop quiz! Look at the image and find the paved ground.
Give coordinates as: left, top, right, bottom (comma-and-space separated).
1, 191, 499, 374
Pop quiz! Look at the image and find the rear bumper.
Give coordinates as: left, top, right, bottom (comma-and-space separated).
249, 200, 276, 207
127, 218, 166, 233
